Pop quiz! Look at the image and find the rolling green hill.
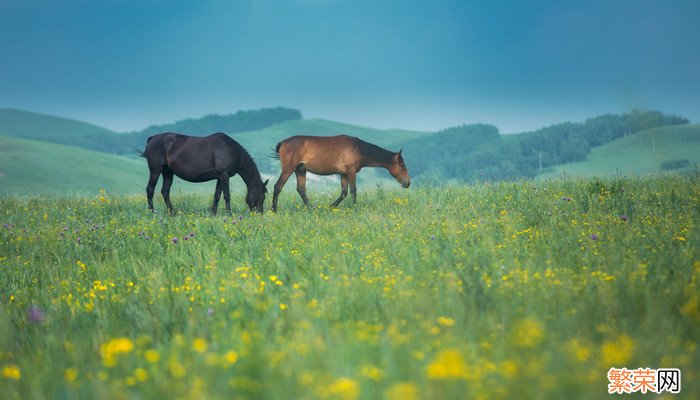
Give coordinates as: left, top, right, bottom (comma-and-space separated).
0, 109, 120, 152
0, 108, 429, 158
0, 135, 143, 195
538, 124, 700, 178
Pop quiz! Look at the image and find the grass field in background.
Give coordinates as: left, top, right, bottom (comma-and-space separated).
0, 136, 145, 196
1, 176, 698, 399
540, 124, 700, 179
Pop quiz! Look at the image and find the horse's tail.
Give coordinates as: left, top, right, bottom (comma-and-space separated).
135, 135, 156, 158
268, 142, 282, 160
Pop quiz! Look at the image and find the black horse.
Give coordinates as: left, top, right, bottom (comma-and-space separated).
139, 132, 268, 213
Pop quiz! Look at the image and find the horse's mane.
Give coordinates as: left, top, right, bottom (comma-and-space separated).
219, 134, 263, 187
353, 137, 394, 165
237, 143, 261, 175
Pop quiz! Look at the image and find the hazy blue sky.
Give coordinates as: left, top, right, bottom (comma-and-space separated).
1, 0, 698, 133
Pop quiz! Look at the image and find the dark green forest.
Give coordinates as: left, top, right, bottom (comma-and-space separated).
398, 110, 689, 182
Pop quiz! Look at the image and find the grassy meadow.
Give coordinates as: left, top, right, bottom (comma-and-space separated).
1, 176, 699, 399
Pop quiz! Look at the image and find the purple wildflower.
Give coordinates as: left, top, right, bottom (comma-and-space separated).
430, 235, 437, 240
619, 214, 628, 222
591, 233, 599, 241
207, 308, 215, 317
77, 237, 81, 243
172, 237, 179, 244
28, 306, 44, 323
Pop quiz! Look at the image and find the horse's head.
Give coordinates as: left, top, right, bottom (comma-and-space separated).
389, 150, 410, 188
246, 179, 269, 213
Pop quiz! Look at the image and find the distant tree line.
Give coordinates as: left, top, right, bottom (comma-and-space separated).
109, 107, 302, 154
400, 110, 689, 182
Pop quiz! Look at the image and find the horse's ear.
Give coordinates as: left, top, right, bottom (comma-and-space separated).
264, 179, 269, 186
398, 149, 402, 155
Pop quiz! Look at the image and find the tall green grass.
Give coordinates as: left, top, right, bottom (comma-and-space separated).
1, 176, 698, 399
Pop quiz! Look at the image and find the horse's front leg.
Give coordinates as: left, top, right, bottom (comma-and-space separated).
221, 174, 231, 213
330, 174, 349, 207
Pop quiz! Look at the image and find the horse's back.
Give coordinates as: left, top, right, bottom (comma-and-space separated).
143, 132, 245, 178
146, 132, 235, 155
276, 134, 361, 174
278, 134, 356, 152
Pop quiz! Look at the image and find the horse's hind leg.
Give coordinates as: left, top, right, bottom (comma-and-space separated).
348, 172, 357, 205
161, 169, 175, 213
330, 174, 349, 207
146, 169, 161, 211
272, 169, 293, 212
295, 167, 311, 208
212, 179, 223, 214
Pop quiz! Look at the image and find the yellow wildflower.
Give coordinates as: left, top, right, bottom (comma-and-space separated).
602, 334, 635, 366
500, 359, 519, 379
385, 382, 418, 400
100, 337, 134, 367
144, 349, 160, 363
134, 368, 149, 382
2, 364, 21, 380
513, 318, 544, 348
225, 351, 239, 365
426, 348, 469, 379
565, 338, 591, 363
327, 377, 360, 400
64, 368, 78, 382
436, 316, 455, 327
193, 338, 208, 354
360, 364, 384, 381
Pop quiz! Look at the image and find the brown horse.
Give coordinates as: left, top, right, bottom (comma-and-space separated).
271, 135, 410, 211
139, 132, 268, 213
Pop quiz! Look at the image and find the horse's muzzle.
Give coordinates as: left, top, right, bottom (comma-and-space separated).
401, 181, 411, 188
